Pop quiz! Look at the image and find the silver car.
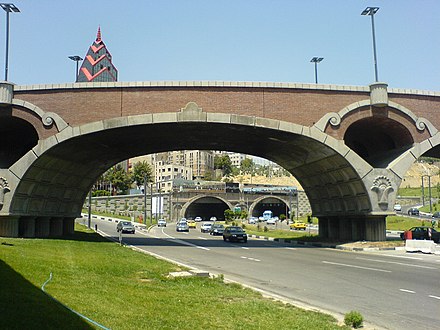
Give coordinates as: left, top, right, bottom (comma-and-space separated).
116, 221, 135, 234
176, 221, 189, 232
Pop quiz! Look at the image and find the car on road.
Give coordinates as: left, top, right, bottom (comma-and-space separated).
290, 222, 307, 230
200, 222, 213, 233
407, 207, 420, 216
223, 226, 247, 243
157, 219, 167, 227
176, 221, 189, 232
393, 204, 402, 212
266, 217, 277, 225
248, 217, 258, 224
187, 220, 197, 229
209, 216, 217, 222
210, 223, 225, 236
194, 216, 202, 222
400, 226, 440, 243
432, 212, 440, 219
116, 221, 135, 234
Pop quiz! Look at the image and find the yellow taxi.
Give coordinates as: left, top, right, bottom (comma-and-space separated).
290, 221, 307, 230
187, 220, 197, 229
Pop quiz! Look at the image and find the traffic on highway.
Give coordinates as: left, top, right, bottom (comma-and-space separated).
82, 216, 440, 330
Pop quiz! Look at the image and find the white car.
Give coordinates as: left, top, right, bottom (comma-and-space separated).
209, 216, 217, 221
200, 222, 213, 233
157, 219, 167, 227
249, 217, 258, 224
393, 204, 402, 212
194, 216, 202, 222
266, 218, 277, 225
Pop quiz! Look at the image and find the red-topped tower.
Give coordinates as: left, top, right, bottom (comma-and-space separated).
77, 27, 118, 82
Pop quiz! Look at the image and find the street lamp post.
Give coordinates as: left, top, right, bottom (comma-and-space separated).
1, 3, 20, 81
310, 57, 323, 84
68, 55, 83, 82
361, 6, 380, 82
143, 175, 147, 225
421, 175, 432, 213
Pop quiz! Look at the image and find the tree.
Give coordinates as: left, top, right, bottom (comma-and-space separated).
105, 165, 133, 195
214, 154, 233, 177
131, 161, 153, 188
240, 158, 254, 174
224, 209, 234, 222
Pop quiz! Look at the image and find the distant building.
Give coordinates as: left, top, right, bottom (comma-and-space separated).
77, 27, 118, 82
154, 161, 193, 193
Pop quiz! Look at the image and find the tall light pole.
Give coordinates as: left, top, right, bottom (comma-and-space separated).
1, 3, 20, 81
361, 6, 380, 82
68, 55, 83, 82
421, 175, 432, 213
310, 57, 323, 84
143, 174, 147, 225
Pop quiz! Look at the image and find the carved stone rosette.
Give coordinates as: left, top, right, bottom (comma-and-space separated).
371, 176, 394, 209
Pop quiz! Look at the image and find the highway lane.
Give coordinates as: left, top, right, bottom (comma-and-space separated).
87, 217, 440, 330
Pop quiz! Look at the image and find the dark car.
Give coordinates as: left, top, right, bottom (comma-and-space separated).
432, 212, 440, 219
116, 221, 135, 234
400, 226, 440, 243
209, 223, 225, 236
223, 226, 248, 243
407, 208, 420, 216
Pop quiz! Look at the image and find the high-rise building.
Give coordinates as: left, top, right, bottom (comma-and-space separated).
77, 27, 118, 82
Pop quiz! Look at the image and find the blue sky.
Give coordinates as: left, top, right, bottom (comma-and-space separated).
2, 0, 439, 90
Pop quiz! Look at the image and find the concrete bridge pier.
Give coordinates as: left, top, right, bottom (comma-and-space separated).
35, 217, 51, 237
319, 216, 386, 242
0, 216, 19, 237
19, 217, 36, 237
0, 216, 76, 238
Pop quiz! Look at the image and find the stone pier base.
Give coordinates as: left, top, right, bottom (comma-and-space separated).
0, 216, 76, 238
319, 215, 386, 242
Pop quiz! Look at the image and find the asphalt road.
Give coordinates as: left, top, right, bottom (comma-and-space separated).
85, 217, 440, 330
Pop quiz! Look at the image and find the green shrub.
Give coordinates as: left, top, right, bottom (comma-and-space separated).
344, 311, 363, 328
263, 226, 268, 232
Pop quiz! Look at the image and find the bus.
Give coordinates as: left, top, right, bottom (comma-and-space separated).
262, 210, 273, 221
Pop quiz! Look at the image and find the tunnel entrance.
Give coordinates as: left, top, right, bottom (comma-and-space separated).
252, 197, 288, 219
184, 196, 229, 221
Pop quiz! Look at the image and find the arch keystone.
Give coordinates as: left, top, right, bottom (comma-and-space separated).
178, 102, 206, 121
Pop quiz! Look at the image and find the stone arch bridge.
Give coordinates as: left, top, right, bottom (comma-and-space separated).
0, 81, 439, 240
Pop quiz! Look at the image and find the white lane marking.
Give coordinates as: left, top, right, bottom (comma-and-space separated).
285, 247, 297, 250
160, 228, 210, 251
399, 289, 416, 294
198, 236, 208, 240
322, 261, 391, 273
356, 257, 438, 270
429, 295, 440, 300
241, 247, 250, 250
240, 256, 260, 262
383, 254, 423, 260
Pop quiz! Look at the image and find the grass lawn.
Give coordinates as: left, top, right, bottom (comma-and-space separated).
397, 186, 440, 198
0, 224, 348, 330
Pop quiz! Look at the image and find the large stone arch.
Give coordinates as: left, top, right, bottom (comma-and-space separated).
0, 95, 437, 240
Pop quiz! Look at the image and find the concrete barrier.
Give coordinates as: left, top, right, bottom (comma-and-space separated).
405, 240, 438, 254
